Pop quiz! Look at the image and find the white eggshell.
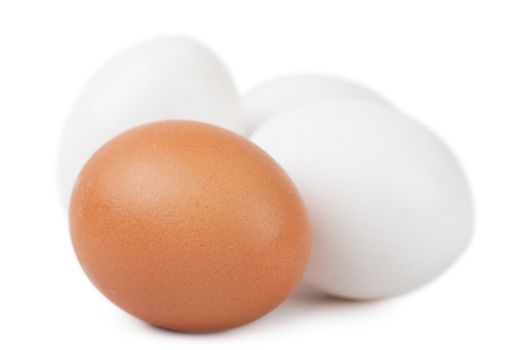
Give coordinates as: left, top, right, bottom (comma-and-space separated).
243, 74, 393, 134
251, 98, 474, 299
58, 36, 244, 209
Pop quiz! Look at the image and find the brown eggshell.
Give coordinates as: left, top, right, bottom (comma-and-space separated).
69, 120, 311, 332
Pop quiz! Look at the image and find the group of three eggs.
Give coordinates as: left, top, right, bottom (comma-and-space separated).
59, 36, 473, 332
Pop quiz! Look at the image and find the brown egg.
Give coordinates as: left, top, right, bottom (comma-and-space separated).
70, 120, 310, 332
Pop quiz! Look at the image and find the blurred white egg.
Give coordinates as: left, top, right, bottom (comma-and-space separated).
58, 36, 244, 209
243, 74, 393, 134
251, 98, 474, 299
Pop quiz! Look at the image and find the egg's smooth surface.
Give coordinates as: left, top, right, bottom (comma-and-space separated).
251, 98, 474, 299
70, 121, 310, 332
243, 74, 393, 134
59, 36, 244, 209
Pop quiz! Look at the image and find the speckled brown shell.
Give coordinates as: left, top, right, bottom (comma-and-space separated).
69, 120, 311, 332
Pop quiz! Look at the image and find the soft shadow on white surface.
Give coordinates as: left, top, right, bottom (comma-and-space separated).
245, 284, 393, 332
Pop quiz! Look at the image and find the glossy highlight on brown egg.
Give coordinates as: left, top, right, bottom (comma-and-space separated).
69, 120, 311, 332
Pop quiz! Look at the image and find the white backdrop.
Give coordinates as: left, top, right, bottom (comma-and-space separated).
1, 1, 523, 348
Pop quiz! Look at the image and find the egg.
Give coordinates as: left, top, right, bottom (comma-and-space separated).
58, 36, 244, 209
70, 121, 311, 332
251, 98, 474, 299
243, 74, 393, 134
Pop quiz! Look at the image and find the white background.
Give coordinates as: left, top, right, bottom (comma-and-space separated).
1, 1, 524, 348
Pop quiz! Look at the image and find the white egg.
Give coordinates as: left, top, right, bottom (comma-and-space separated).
251, 98, 474, 299
243, 74, 393, 134
58, 36, 244, 209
